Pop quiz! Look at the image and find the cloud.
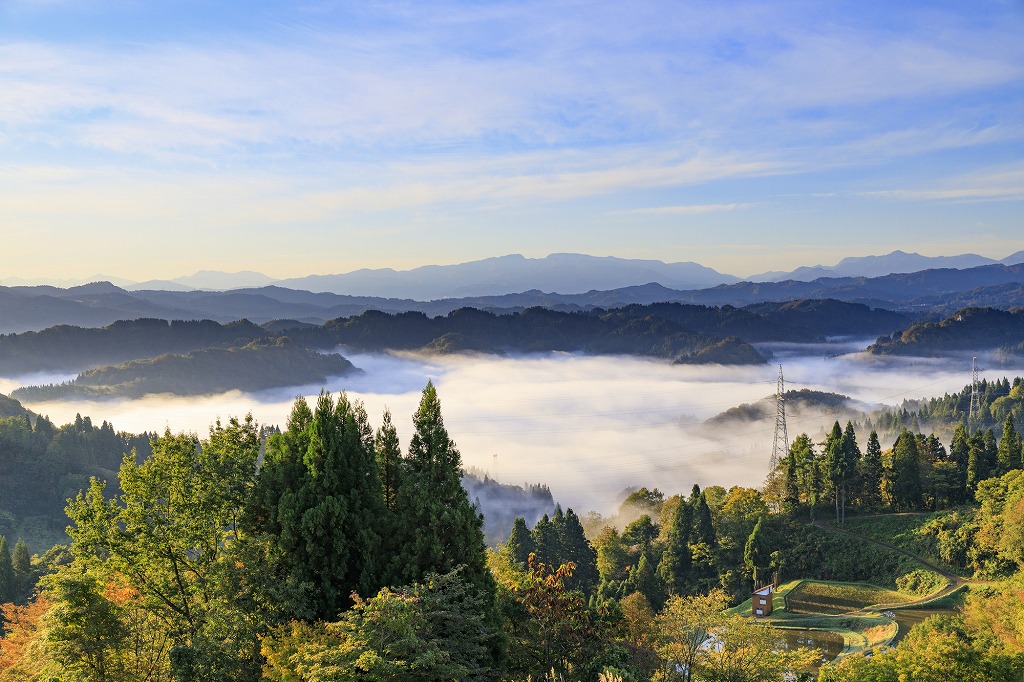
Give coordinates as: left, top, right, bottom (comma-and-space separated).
861, 165, 1024, 203
621, 203, 747, 216
10, 346, 1020, 514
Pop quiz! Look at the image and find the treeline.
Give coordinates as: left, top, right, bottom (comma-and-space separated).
773, 418, 1024, 520
0, 409, 153, 549
870, 375, 1024, 437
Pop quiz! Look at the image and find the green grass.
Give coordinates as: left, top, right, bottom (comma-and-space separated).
787, 580, 910, 615
726, 580, 801, 617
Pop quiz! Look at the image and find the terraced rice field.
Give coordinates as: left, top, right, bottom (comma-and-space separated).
787, 581, 911, 615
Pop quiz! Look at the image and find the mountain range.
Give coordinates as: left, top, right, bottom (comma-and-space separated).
4, 250, 1023, 296
2, 262, 1024, 335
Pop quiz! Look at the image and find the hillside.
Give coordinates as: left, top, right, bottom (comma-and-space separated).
0, 318, 268, 374
12, 339, 359, 399
868, 307, 1024, 356
673, 336, 766, 365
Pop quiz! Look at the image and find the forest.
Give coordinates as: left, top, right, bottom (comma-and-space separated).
0, 380, 1023, 681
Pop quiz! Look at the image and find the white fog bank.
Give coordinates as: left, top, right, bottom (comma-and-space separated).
7, 345, 1022, 513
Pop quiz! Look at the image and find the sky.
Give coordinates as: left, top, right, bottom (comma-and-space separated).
2, 0, 1022, 281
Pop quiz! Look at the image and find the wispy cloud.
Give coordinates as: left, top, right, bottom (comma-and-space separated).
621, 203, 747, 216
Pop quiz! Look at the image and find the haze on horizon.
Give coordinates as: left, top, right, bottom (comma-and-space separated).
2, 1, 1022, 281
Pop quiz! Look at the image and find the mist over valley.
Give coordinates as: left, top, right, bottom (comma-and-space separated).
4, 343, 1015, 515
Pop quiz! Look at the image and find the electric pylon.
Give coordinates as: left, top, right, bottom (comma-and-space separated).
770, 364, 789, 474
968, 356, 981, 423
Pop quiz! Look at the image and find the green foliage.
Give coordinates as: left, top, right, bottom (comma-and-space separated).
506, 517, 535, 568
64, 415, 263, 680
247, 392, 386, 621
262, 568, 499, 682
0, 412, 153, 552
894, 569, 946, 596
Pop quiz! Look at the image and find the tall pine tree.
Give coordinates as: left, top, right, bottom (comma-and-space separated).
891, 429, 922, 511
997, 415, 1022, 475
657, 495, 692, 596
859, 430, 884, 512
375, 408, 403, 511
393, 382, 494, 599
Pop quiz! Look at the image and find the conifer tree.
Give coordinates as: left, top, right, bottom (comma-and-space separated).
657, 495, 692, 595
11, 538, 29, 602
983, 429, 999, 473
966, 430, 988, 497
690, 486, 715, 548
743, 517, 771, 587
249, 392, 386, 620
555, 508, 598, 597
949, 424, 970, 503
891, 430, 922, 511
506, 517, 535, 568
393, 382, 493, 597
531, 513, 561, 568
859, 431, 884, 512
0, 537, 12, 603
997, 415, 1022, 475
375, 409, 402, 510
391, 382, 502, 666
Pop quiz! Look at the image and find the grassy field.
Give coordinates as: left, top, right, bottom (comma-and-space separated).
786, 580, 910, 615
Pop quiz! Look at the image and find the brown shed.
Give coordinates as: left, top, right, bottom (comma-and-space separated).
752, 584, 774, 617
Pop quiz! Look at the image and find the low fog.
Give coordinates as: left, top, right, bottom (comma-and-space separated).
5, 342, 1022, 514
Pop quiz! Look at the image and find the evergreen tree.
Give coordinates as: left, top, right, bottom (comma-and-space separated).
891, 430, 922, 511
374, 408, 402, 510
506, 517, 535, 568
997, 414, 1022, 474
949, 424, 970, 503
743, 517, 771, 587
531, 513, 561, 568
11, 538, 29, 602
393, 382, 494, 601
554, 508, 599, 597
624, 552, 663, 610
983, 429, 999, 475
966, 430, 988, 497
690, 487, 715, 548
248, 393, 386, 621
859, 431, 884, 512
621, 514, 659, 554
0, 537, 12, 603
657, 496, 692, 595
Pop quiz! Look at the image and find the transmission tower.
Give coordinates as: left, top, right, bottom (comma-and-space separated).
770, 364, 789, 474
968, 356, 981, 423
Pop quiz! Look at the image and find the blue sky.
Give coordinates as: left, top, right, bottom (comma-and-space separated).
1, 0, 1022, 281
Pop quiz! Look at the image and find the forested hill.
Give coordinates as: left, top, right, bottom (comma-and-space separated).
0, 299, 911, 379
868, 307, 1024, 356
11, 339, 359, 400
0, 318, 268, 374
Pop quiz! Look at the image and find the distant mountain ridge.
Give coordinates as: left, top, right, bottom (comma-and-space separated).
748, 249, 1024, 282
3, 262, 1024, 335
8, 249, 1022, 295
